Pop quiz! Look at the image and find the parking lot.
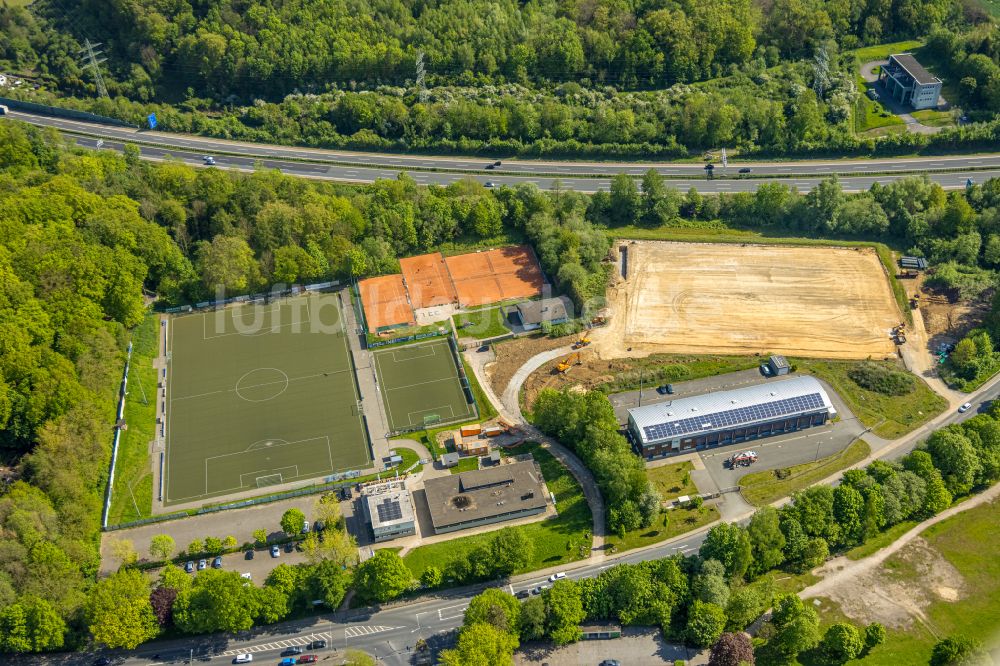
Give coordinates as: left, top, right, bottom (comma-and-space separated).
608, 368, 866, 494
515, 627, 706, 665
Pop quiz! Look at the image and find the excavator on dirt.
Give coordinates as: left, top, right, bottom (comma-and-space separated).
572, 336, 591, 349
556, 352, 581, 374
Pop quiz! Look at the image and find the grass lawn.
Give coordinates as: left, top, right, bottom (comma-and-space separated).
743, 567, 820, 599
453, 307, 510, 340
604, 504, 720, 554
393, 422, 467, 460
793, 359, 947, 438
808, 498, 1000, 665
738, 439, 871, 506
449, 456, 480, 474
403, 442, 592, 582
461, 355, 497, 420
846, 40, 924, 64
979, 0, 1000, 18
911, 109, 955, 128
646, 461, 698, 501
108, 314, 158, 525
596, 354, 760, 395
855, 80, 906, 133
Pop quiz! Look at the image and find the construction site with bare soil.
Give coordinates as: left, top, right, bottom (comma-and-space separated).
594, 241, 903, 360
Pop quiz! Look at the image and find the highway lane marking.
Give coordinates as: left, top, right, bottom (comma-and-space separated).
221, 632, 330, 656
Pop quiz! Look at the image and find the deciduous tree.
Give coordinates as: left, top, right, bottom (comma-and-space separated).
85, 569, 158, 649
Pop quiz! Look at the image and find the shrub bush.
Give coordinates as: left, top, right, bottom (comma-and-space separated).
848, 362, 915, 396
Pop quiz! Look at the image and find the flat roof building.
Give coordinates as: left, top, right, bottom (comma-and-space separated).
361, 480, 416, 542
422, 459, 548, 534
627, 376, 836, 459
879, 54, 942, 110
509, 296, 572, 331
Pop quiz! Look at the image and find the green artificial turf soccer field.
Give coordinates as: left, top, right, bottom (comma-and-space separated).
164, 292, 369, 505
372, 338, 476, 432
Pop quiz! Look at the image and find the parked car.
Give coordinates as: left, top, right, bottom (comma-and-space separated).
665, 384, 674, 394
301, 521, 310, 534
515, 590, 531, 599
314, 520, 325, 532
297, 656, 318, 664
202, 155, 215, 165
270, 545, 280, 558
212, 556, 223, 569
600, 660, 621, 666
549, 572, 567, 582
760, 363, 773, 376
279, 659, 297, 666
241, 572, 252, 581
197, 559, 207, 570
308, 640, 327, 650
245, 549, 254, 560
959, 402, 972, 413
233, 654, 253, 663
656, 385, 669, 395
93, 657, 112, 666
281, 647, 304, 656
184, 561, 194, 573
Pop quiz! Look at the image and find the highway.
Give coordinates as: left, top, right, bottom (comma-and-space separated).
8, 110, 1000, 192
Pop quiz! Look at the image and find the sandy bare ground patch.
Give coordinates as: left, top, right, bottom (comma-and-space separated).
596, 241, 901, 360
812, 538, 966, 630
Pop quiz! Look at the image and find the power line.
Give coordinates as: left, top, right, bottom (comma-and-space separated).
78, 38, 109, 98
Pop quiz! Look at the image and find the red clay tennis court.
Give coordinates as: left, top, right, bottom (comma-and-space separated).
359, 275, 415, 331
445, 245, 544, 307
400, 253, 458, 309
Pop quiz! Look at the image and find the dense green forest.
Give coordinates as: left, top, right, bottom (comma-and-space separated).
1, 0, 998, 157
2, 114, 1000, 651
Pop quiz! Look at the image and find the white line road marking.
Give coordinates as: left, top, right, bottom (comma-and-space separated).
345, 625, 400, 638
438, 603, 469, 621
221, 632, 330, 656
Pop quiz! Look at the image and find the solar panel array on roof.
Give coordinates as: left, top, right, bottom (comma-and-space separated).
376, 498, 404, 523
642, 393, 826, 441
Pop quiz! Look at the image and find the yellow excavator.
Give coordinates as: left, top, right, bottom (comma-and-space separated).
556, 352, 581, 373
572, 336, 591, 350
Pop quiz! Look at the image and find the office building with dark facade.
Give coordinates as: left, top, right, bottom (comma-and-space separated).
627, 376, 837, 459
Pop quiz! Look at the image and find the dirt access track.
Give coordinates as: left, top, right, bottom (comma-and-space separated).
597, 241, 901, 360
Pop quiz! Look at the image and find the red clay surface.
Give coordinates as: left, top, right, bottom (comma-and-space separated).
358, 275, 415, 331
400, 253, 458, 310
445, 246, 544, 307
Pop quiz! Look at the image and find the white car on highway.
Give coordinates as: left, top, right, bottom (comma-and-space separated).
549, 572, 567, 582
233, 654, 253, 663
959, 402, 972, 413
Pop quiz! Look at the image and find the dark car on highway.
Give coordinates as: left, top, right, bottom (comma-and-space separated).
282, 647, 304, 656
308, 640, 327, 650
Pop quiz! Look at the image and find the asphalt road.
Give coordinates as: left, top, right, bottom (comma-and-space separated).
50, 374, 998, 666
7, 110, 1000, 192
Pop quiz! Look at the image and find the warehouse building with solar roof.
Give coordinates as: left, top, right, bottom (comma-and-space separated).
627, 376, 837, 459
